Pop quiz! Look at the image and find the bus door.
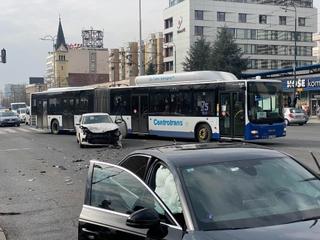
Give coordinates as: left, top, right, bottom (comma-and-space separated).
219, 92, 245, 138
62, 98, 75, 130
131, 94, 149, 133
42, 100, 48, 129
37, 99, 43, 128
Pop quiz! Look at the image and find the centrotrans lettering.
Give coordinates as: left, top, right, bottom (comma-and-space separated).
153, 119, 183, 126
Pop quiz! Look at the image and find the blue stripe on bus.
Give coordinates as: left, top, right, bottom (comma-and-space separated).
244, 122, 286, 140
149, 130, 194, 139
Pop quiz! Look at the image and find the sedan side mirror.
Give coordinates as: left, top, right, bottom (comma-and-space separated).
126, 208, 160, 229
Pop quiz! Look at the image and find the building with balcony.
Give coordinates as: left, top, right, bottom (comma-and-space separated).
163, 0, 317, 73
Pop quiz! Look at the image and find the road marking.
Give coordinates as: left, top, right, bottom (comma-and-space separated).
0, 148, 32, 152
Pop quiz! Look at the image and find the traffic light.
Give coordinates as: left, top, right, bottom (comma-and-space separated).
1, 48, 6, 63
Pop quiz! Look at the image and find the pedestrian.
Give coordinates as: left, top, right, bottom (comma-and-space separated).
316, 105, 320, 119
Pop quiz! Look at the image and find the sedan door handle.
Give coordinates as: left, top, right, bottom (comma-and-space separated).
82, 227, 99, 236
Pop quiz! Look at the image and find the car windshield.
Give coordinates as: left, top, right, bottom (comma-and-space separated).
180, 157, 320, 230
18, 109, 26, 114
247, 82, 283, 124
0, 112, 16, 117
82, 115, 113, 124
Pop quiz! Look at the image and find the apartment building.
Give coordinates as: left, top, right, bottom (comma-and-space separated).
163, 0, 317, 73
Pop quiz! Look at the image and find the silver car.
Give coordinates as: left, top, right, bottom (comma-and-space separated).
0, 111, 20, 127
283, 107, 306, 126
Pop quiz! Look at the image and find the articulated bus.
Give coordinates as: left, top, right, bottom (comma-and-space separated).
31, 71, 286, 141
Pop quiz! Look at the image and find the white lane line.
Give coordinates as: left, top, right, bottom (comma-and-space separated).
0, 148, 32, 152
3, 128, 17, 133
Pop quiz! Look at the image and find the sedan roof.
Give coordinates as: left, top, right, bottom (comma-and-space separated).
82, 113, 110, 117
130, 143, 287, 167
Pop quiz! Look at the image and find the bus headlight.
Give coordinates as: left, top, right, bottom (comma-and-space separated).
251, 130, 259, 135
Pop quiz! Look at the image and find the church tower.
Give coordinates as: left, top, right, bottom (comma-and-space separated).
54, 17, 69, 87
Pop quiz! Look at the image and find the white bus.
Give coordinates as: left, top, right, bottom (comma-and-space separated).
10, 102, 27, 113
31, 71, 286, 141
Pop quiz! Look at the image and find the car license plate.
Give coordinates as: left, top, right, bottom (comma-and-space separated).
269, 135, 276, 139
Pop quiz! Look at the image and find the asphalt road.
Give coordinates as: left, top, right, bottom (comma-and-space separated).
0, 122, 319, 240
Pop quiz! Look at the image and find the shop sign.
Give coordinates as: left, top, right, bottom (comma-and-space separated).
283, 77, 320, 91
177, 16, 186, 34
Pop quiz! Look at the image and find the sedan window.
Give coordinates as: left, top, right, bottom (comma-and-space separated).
90, 164, 174, 224
180, 157, 320, 230
120, 155, 150, 180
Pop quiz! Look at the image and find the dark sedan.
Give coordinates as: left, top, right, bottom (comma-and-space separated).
0, 111, 20, 127
79, 143, 320, 240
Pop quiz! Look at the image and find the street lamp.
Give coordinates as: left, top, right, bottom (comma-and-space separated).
281, 1, 297, 107
40, 35, 56, 87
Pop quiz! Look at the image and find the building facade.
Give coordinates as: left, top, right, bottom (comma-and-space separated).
313, 33, 320, 63
144, 33, 164, 74
163, 0, 317, 73
44, 19, 110, 88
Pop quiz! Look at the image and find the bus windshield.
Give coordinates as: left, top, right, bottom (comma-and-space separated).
247, 82, 283, 124
11, 103, 27, 111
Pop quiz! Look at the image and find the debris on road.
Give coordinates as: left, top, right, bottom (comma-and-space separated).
27, 178, 36, 182
72, 159, 84, 163
52, 165, 67, 170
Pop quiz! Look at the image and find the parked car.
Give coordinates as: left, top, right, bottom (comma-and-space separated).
76, 113, 122, 148
17, 107, 27, 123
283, 107, 306, 126
0, 111, 20, 127
79, 143, 320, 240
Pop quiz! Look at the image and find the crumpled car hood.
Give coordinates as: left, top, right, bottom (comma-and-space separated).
82, 123, 119, 133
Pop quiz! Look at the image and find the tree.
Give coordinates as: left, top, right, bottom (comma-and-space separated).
146, 63, 157, 75
211, 28, 248, 78
183, 37, 212, 71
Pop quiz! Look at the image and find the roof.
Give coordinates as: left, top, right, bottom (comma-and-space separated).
82, 113, 110, 117
132, 143, 286, 168
55, 17, 67, 51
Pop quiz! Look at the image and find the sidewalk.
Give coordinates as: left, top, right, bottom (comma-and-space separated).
308, 116, 320, 124
0, 228, 6, 240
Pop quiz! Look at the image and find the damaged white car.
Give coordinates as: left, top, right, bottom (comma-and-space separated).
76, 113, 122, 148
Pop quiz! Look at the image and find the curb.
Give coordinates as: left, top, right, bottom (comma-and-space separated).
0, 228, 6, 240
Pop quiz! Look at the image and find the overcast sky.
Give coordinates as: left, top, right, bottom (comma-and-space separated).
0, 0, 319, 89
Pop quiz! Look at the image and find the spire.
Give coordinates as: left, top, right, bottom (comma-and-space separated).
55, 17, 67, 51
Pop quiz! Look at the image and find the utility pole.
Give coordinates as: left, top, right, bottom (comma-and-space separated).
281, 0, 297, 107
138, 0, 145, 76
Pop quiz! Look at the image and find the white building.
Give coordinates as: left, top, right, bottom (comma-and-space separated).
163, 0, 317, 73
313, 33, 320, 63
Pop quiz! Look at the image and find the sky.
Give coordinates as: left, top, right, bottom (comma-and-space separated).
0, 0, 319, 89
0, 0, 168, 89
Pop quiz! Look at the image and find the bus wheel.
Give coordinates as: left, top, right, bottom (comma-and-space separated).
51, 120, 60, 135
196, 124, 212, 143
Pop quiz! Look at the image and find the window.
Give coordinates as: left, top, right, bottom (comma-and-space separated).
195, 10, 204, 20
169, 91, 193, 115
90, 164, 168, 219
217, 12, 225, 22
164, 32, 173, 43
150, 91, 170, 114
194, 26, 204, 36
259, 15, 267, 24
165, 47, 174, 57
279, 16, 286, 25
164, 61, 174, 72
120, 156, 150, 179
110, 92, 131, 115
239, 13, 247, 23
299, 17, 306, 26
271, 60, 278, 69
193, 91, 215, 116
164, 18, 173, 29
